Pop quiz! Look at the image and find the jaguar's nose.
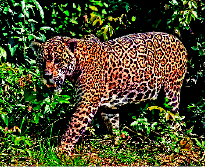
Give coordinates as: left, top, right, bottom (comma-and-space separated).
44, 73, 56, 87
44, 73, 53, 80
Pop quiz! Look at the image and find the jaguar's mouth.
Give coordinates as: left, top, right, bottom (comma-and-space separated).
46, 83, 57, 88
43, 78, 57, 88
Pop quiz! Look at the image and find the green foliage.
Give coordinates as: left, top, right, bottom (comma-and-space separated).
191, 42, 205, 56
0, 0, 45, 60
169, 0, 202, 29
131, 117, 153, 136
0, 49, 73, 165
0, 0, 205, 165
0, 126, 33, 165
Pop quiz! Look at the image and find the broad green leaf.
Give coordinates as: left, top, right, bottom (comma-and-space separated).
194, 138, 201, 147
199, 49, 204, 56
32, 0, 44, 22
202, 42, 205, 48
44, 97, 50, 103
185, 25, 190, 30
103, 24, 109, 34
191, 46, 199, 51
108, 16, 113, 21
64, 10, 69, 16
33, 104, 41, 111
1, 113, 8, 126
58, 95, 71, 104
28, 19, 38, 23
185, 12, 191, 24
60, 4, 68, 8
191, 11, 198, 20
174, 147, 180, 153
14, 136, 21, 145
167, 19, 172, 25
71, 17, 78, 24
21, 0, 29, 18
188, 1, 192, 8
34, 114, 39, 124
45, 104, 51, 113
3, 32, 8, 36
90, 12, 97, 22
93, 16, 103, 26
103, 2, 108, 8
125, 4, 129, 12
40, 26, 54, 31
103, 33, 108, 41
27, 150, 33, 156
89, 5, 98, 11
109, 25, 114, 37
59, 100, 70, 104
20, 116, 26, 130
171, 0, 178, 5
182, 0, 188, 5
102, 9, 107, 14
151, 122, 157, 130
92, 18, 99, 26
25, 139, 33, 147
192, 1, 198, 8
3, 6, 10, 14
0, 47, 7, 61
77, 4, 81, 12
96, 1, 103, 7
9, 44, 18, 57
131, 16, 136, 22
28, 35, 34, 40
197, 42, 201, 47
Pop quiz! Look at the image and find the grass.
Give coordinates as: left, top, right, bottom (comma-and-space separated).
1, 128, 204, 166
1, 103, 205, 166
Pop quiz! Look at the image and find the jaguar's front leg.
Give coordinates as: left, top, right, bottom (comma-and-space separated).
59, 96, 100, 155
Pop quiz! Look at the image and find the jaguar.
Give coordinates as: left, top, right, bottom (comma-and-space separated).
31, 32, 187, 154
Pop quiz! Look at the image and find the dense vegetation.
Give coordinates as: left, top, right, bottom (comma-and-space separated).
0, 0, 205, 165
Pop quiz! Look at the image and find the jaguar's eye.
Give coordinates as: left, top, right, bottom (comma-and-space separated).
54, 59, 60, 64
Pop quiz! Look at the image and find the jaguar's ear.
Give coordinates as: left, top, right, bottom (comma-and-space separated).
30, 41, 41, 56
66, 38, 78, 53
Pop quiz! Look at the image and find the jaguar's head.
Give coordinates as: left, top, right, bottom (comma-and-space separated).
31, 36, 77, 92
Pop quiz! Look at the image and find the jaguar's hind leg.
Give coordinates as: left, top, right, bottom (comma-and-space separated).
100, 112, 120, 145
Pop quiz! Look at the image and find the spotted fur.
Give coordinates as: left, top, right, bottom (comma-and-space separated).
31, 32, 187, 154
